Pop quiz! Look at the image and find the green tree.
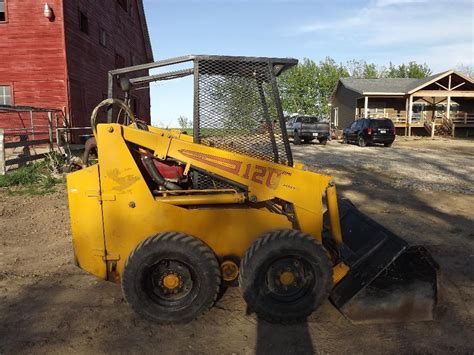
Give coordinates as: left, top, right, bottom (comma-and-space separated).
278, 58, 319, 115
177, 115, 192, 128
385, 61, 431, 78
279, 57, 348, 117
363, 63, 380, 79
317, 57, 349, 117
346, 59, 381, 78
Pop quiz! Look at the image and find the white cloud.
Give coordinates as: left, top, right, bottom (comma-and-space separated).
402, 42, 474, 71
290, 0, 474, 68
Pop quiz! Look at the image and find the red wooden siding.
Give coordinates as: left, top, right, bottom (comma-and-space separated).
0, 0, 68, 111
63, 0, 151, 128
0, 0, 151, 134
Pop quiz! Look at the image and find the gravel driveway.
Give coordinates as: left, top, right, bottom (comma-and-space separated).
292, 136, 474, 194
1, 137, 473, 354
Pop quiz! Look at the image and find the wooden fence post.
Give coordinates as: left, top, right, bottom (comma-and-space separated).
47, 112, 54, 152
0, 129, 5, 175
29, 110, 35, 140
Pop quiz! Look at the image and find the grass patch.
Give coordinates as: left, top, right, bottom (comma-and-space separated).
0, 153, 66, 195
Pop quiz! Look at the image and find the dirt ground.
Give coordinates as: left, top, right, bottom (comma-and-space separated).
1, 137, 473, 354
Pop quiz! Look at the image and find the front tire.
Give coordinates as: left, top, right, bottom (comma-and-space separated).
294, 134, 302, 145
239, 230, 333, 323
122, 232, 221, 324
342, 135, 348, 144
358, 136, 366, 147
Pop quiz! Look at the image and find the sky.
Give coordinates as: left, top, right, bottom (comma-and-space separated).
142, 0, 474, 127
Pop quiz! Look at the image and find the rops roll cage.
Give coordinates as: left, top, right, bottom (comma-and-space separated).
107, 55, 298, 166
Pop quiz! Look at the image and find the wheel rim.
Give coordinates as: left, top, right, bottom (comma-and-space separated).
144, 259, 196, 306
265, 256, 315, 303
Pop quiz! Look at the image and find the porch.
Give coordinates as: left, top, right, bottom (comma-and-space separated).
355, 72, 474, 137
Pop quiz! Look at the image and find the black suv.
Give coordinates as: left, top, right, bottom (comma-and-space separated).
286, 115, 330, 145
343, 118, 395, 147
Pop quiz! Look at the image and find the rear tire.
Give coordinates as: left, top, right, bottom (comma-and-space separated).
342, 135, 348, 144
122, 232, 221, 324
358, 136, 366, 147
239, 230, 333, 323
318, 138, 328, 145
294, 135, 302, 145
384, 142, 393, 147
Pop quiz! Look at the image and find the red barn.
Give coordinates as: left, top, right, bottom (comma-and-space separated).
0, 0, 153, 134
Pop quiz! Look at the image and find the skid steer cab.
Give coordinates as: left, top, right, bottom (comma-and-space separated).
67, 55, 438, 324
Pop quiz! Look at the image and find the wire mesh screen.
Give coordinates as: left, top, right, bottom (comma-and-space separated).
192, 171, 244, 191
196, 58, 290, 165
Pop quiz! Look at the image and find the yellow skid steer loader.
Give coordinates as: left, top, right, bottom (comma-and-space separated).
67, 55, 438, 324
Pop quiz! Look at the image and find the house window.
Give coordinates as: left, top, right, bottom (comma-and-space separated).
79, 11, 89, 34
99, 28, 107, 47
117, 0, 128, 11
0, 86, 12, 105
115, 53, 125, 69
0, 0, 6, 22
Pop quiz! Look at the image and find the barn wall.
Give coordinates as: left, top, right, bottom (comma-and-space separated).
63, 0, 151, 128
0, 0, 68, 121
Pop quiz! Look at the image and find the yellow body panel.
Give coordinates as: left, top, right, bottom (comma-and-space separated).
67, 165, 107, 278
67, 124, 348, 283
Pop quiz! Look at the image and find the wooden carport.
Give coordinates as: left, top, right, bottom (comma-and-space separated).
406, 71, 474, 136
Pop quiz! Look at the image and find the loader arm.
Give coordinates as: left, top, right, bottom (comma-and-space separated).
119, 124, 339, 241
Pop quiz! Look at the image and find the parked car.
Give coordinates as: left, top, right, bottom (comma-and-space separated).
343, 118, 396, 147
286, 115, 330, 145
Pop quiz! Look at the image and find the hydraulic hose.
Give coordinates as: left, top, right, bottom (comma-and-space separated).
142, 155, 181, 190
90, 98, 137, 136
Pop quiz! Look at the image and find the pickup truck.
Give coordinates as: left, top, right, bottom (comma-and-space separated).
286, 115, 330, 145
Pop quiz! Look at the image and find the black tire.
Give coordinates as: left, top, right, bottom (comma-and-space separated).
303, 138, 313, 144
342, 135, 348, 144
293, 134, 302, 145
239, 230, 333, 323
122, 232, 221, 324
318, 138, 328, 145
384, 142, 393, 147
358, 136, 366, 147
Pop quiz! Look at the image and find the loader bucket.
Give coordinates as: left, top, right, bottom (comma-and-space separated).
325, 199, 438, 324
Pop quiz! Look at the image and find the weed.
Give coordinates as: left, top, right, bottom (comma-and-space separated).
0, 152, 67, 195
